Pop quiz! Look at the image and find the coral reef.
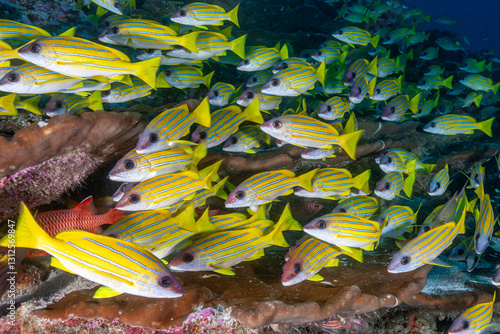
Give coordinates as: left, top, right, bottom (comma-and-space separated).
0, 111, 145, 219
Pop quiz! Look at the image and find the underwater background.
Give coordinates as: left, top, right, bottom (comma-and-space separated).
0, 0, 499, 333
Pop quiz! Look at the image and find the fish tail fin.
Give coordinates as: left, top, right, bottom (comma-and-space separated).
343, 112, 357, 134
316, 61, 326, 87
368, 76, 377, 96
99, 209, 125, 230
0, 202, 52, 250
352, 169, 371, 194
88, 90, 103, 111
176, 205, 198, 232
195, 207, 217, 233
407, 49, 414, 61
368, 55, 378, 76
370, 34, 380, 48
493, 82, 500, 95
403, 172, 416, 198
20, 95, 42, 115
134, 57, 161, 89
191, 97, 211, 127
409, 92, 421, 113
474, 93, 482, 108
339, 130, 363, 160
280, 44, 289, 60
243, 98, 264, 124
227, 3, 240, 27
442, 75, 453, 89
266, 204, 291, 247
486, 62, 492, 72
230, 34, 246, 59
192, 142, 207, 166
201, 163, 221, 193
456, 207, 467, 235
203, 71, 214, 88
278, 203, 302, 231
213, 176, 228, 200
156, 71, 172, 88
0, 93, 17, 115
296, 169, 317, 193
345, 247, 363, 262
477, 60, 485, 71
178, 31, 199, 53
476, 117, 494, 137
424, 163, 436, 175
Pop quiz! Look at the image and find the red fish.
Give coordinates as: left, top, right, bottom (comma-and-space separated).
26, 196, 124, 257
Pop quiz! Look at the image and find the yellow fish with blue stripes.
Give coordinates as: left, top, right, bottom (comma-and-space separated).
17, 36, 161, 89
428, 164, 451, 196
261, 62, 326, 96
171, 3, 240, 27
0, 202, 184, 299
388, 208, 466, 273
304, 212, 382, 251
473, 183, 496, 254
0, 20, 75, 46
136, 98, 211, 153
448, 292, 496, 333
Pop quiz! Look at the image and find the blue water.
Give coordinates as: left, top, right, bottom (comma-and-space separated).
405, 0, 500, 56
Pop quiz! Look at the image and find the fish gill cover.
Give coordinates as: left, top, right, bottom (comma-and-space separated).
0, 0, 499, 333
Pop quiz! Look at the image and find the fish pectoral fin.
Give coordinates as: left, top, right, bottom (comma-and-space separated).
464, 131, 474, 134
211, 265, 235, 276
243, 249, 265, 262
50, 257, 76, 274
307, 274, 324, 281
394, 236, 407, 240
423, 258, 452, 267
93, 286, 124, 299
337, 245, 356, 253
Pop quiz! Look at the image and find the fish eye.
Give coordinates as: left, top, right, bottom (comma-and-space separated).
325, 105, 332, 112
430, 122, 436, 128
400, 256, 411, 265
114, 2, 120, 8
129, 194, 140, 203
272, 120, 282, 128
179, 10, 187, 16
293, 263, 301, 274
387, 157, 392, 163
271, 79, 280, 87
199, 131, 207, 140
149, 133, 159, 143
246, 92, 254, 99
352, 72, 356, 78
101, 90, 110, 97
230, 136, 238, 144
475, 233, 480, 243
30, 43, 41, 54
243, 59, 249, 65
146, 49, 155, 54
462, 321, 469, 330
213, 90, 219, 97
157, 276, 172, 287
457, 248, 465, 255
164, 70, 171, 77
357, 86, 362, 94
314, 203, 320, 209
7, 74, 18, 82
283, 63, 289, 69
435, 182, 441, 189
474, 175, 480, 183
317, 51, 323, 56
375, 88, 380, 94
390, 107, 395, 114
236, 191, 245, 199
111, 27, 119, 34
55, 101, 63, 109
337, 30, 343, 35
316, 220, 327, 229
339, 208, 346, 213
182, 252, 194, 262
423, 226, 430, 232
124, 159, 135, 170
252, 77, 257, 83
384, 183, 390, 190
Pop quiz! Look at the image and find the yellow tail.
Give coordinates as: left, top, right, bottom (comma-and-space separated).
403, 172, 416, 198
370, 35, 380, 48
134, 57, 162, 89
227, 3, 240, 27
442, 75, 453, 89
0, 202, 53, 250
368, 55, 378, 76
192, 142, 207, 166
88, 90, 103, 111
344, 247, 363, 262
278, 204, 303, 231
476, 117, 494, 137
352, 169, 371, 194
243, 98, 264, 124
178, 31, 199, 53
156, 71, 172, 88
0, 93, 17, 115
296, 169, 317, 193
264, 204, 291, 247
203, 71, 214, 88
339, 130, 363, 160
18, 95, 41, 115
408, 92, 421, 113
191, 97, 211, 127
231, 35, 246, 59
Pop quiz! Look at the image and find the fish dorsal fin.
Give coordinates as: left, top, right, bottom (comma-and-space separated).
73, 196, 97, 215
